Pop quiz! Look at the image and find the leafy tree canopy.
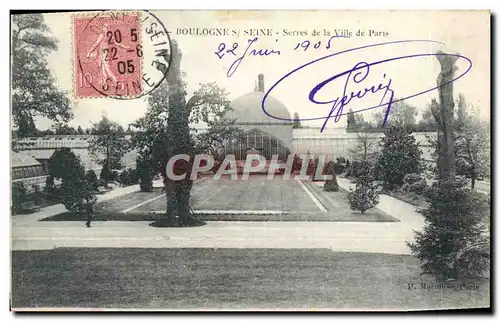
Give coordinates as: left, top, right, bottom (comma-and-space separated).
12, 14, 72, 137
374, 99, 418, 129
378, 126, 423, 189
48, 147, 84, 180
90, 116, 129, 170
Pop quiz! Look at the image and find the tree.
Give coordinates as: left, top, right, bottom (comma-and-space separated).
117, 168, 138, 186
416, 103, 439, 132
292, 112, 301, 129
147, 41, 238, 226
44, 175, 59, 201
160, 40, 194, 226
129, 78, 171, 192
377, 127, 423, 189
11, 14, 72, 137
99, 161, 114, 183
47, 147, 95, 213
52, 123, 78, 135
60, 173, 96, 214
407, 54, 490, 281
85, 170, 99, 191
193, 119, 243, 161
455, 108, 490, 190
348, 132, 378, 161
354, 113, 370, 129
454, 93, 468, 133
77, 126, 84, 135
90, 116, 129, 179
347, 109, 372, 131
408, 180, 489, 280
430, 52, 459, 180
48, 148, 81, 180
347, 162, 379, 214
374, 99, 418, 129
36, 128, 55, 136
346, 108, 356, 130
425, 94, 480, 179
192, 95, 243, 160
130, 81, 170, 191
136, 154, 155, 192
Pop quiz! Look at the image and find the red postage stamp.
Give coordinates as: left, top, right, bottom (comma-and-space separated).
74, 13, 143, 98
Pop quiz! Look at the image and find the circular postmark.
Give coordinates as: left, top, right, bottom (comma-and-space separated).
74, 10, 172, 100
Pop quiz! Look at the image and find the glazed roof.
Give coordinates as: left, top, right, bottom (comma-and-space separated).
228, 91, 291, 123
11, 152, 42, 168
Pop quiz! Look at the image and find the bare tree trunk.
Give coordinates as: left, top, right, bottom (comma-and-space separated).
163, 40, 195, 225
433, 52, 459, 181
165, 179, 176, 222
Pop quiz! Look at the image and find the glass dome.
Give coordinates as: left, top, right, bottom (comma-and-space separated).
228, 91, 291, 123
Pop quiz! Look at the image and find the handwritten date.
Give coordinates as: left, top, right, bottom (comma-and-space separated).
215, 37, 281, 77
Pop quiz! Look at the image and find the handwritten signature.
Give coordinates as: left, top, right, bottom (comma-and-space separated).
261, 40, 472, 132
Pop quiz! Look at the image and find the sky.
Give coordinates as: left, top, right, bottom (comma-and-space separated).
37, 10, 490, 130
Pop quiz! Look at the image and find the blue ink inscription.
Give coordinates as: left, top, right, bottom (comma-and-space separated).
215, 37, 281, 77
293, 35, 349, 52
261, 39, 472, 133
309, 61, 395, 131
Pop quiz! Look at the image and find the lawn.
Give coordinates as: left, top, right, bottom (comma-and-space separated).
11, 248, 489, 310
42, 176, 397, 223
382, 190, 429, 209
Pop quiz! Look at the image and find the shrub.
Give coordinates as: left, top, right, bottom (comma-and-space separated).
119, 170, 128, 185
323, 161, 339, 192
60, 177, 95, 213
111, 170, 119, 182
347, 160, 376, 180
137, 155, 155, 192
347, 163, 379, 214
407, 179, 490, 280
128, 168, 139, 184
100, 161, 113, 182
118, 168, 140, 186
401, 173, 428, 194
30, 185, 45, 205
378, 127, 423, 190
97, 179, 107, 188
11, 182, 27, 214
333, 162, 345, 175
349, 160, 373, 183
48, 148, 82, 180
44, 175, 59, 201
403, 173, 423, 185
85, 170, 99, 191
336, 157, 347, 164
347, 161, 362, 178
140, 178, 153, 192
366, 151, 382, 181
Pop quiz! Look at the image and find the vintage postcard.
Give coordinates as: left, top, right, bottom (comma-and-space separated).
10, 10, 491, 311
